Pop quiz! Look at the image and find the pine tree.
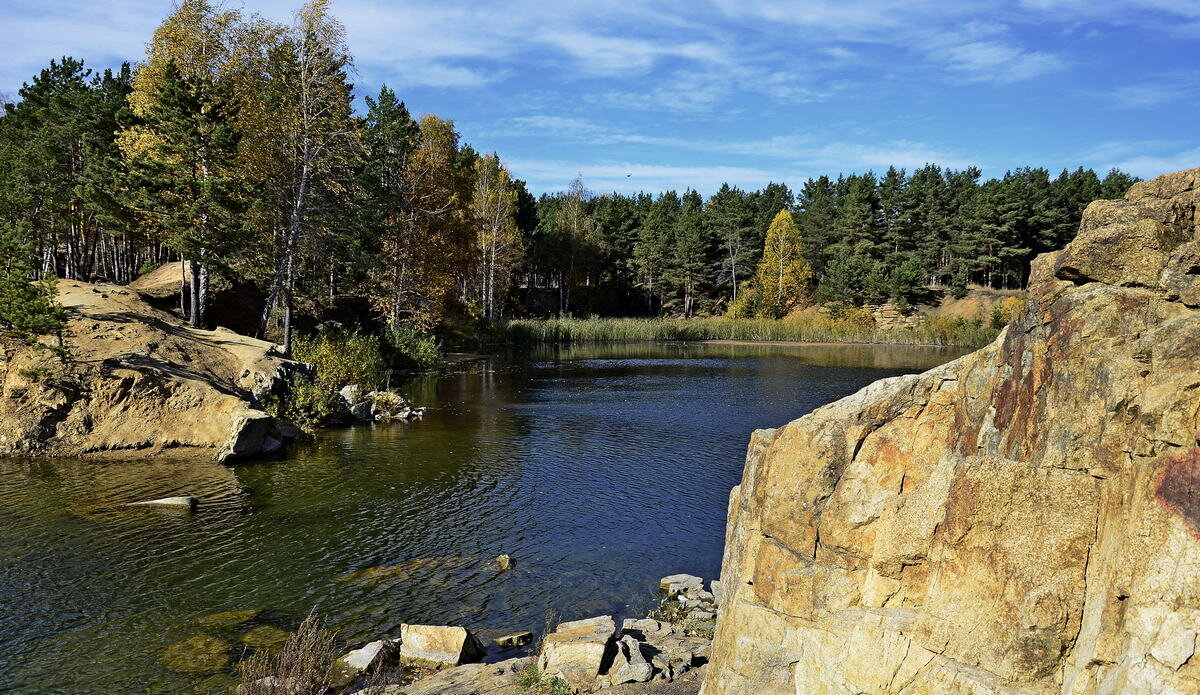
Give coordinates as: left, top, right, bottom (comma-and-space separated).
0, 222, 66, 342
795, 176, 838, 275
363, 84, 419, 325
669, 190, 710, 317
633, 191, 679, 313
706, 184, 754, 307
754, 209, 811, 318
130, 61, 248, 328
815, 248, 858, 307
833, 172, 881, 258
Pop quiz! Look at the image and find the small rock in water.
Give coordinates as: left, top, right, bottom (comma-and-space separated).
198, 609, 259, 631
494, 554, 514, 571
125, 496, 198, 510
161, 634, 230, 674
493, 630, 533, 648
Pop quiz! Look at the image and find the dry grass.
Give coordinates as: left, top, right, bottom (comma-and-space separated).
237, 615, 338, 695
492, 314, 998, 348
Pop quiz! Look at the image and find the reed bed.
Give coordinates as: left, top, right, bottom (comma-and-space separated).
492, 315, 999, 348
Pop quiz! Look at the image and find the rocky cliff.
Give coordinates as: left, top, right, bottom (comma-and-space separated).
0, 280, 299, 461
702, 168, 1200, 695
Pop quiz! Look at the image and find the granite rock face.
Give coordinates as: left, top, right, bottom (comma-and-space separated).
702, 168, 1200, 695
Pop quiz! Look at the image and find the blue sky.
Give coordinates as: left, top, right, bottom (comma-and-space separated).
3, 0, 1199, 195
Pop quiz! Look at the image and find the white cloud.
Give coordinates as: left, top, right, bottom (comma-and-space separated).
1101, 146, 1200, 179
930, 40, 1064, 83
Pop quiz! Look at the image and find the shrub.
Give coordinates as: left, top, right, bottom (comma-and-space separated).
727, 282, 759, 319
383, 323, 442, 371
276, 331, 386, 431
292, 330, 385, 391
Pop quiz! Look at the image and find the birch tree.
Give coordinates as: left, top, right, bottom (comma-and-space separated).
754, 209, 811, 318
471, 154, 520, 322
256, 0, 361, 353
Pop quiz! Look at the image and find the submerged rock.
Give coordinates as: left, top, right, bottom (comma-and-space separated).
702, 167, 1200, 695
161, 634, 229, 674
240, 625, 290, 652
337, 556, 474, 588
494, 554, 514, 571
197, 609, 259, 631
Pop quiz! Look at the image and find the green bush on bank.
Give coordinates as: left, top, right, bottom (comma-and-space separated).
492, 314, 999, 348
269, 327, 441, 432
383, 323, 442, 371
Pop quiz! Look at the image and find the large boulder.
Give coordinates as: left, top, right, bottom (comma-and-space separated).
701, 167, 1200, 695
538, 615, 617, 692
0, 281, 302, 461
399, 624, 486, 668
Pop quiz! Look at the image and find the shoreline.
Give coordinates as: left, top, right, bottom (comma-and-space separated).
695, 338, 978, 349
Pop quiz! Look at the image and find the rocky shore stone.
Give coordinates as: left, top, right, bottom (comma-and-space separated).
538, 615, 617, 692
701, 167, 1200, 695
609, 635, 653, 685
658, 575, 703, 599
388, 656, 533, 695
400, 624, 486, 668
332, 638, 400, 689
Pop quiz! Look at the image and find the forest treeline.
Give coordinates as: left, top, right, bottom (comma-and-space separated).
0, 0, 1138, 348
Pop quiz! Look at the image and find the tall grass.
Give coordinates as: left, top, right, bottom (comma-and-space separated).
491, 315, 998, 348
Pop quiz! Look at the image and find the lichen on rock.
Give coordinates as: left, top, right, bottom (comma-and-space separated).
702, 167, 1200, 695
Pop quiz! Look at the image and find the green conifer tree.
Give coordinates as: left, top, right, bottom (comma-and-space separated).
0, 222, 66, 343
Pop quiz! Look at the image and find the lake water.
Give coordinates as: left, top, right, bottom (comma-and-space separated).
0, 342, 967, 694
